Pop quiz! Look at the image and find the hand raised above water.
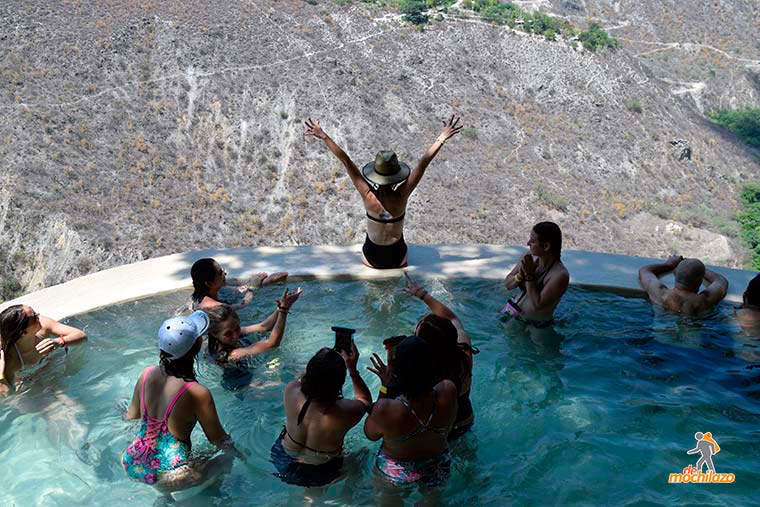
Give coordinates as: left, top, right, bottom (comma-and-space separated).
276, 287, 303, 310
304, 118, 328, 140
339, 340, 360, 373
402, 272, 427, 299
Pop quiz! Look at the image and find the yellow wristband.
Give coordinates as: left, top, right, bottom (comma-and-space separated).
514, 274, 522, 284
436, 138, 446, 145
379, 385, 388, 395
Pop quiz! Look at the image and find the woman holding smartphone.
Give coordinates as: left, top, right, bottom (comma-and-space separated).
271, 340, 372, 487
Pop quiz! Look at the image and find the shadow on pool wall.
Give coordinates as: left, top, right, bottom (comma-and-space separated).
0, 244, 756, 320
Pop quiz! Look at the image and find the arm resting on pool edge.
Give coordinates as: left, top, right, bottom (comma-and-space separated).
42, 317, 88, 348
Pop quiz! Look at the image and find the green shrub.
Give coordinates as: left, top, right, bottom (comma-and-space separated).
710, 108, 760, 148
577, 23, 620, 51
739, 182, 760, 270
400, 0, 429, 25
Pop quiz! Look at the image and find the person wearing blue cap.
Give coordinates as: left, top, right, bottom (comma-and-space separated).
122, 311, 243, 492
304, 116, 463, 269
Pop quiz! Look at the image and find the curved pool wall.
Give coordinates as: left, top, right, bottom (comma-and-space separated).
1, 244, 755, 320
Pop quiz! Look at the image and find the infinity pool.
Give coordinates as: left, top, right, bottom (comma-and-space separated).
1, 279, 757, 506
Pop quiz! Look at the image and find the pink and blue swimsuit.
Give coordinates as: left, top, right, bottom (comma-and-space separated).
122, 366, 194, 485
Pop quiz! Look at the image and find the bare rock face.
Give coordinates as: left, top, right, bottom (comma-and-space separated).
669, 139, 691, 161
626, 213, 733, 265
0, 0, 757, 298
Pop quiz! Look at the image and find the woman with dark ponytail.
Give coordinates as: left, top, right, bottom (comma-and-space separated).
399, 273, 478, 440
0, 304, 87, 396
190, 258, 288, 310
271, 342, 372, 487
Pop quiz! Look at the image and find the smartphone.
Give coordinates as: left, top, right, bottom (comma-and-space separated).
332, 326, 356, 354
382, 335, 406, 366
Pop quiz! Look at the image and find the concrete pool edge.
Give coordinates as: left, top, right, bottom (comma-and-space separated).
1, 244, 755, 320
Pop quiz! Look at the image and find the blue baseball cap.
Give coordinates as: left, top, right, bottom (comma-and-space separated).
157, 311, 210, 359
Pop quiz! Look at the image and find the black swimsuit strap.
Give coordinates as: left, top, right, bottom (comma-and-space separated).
296, 397, 312, 426
366, 212, 405, 224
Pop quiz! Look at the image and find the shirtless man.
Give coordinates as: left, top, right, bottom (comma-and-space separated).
504, 222, 570, 324
304, 116, 463, 269
638, 255, 728, 316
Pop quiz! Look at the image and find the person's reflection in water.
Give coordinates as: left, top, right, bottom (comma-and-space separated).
500, 318, 566, 410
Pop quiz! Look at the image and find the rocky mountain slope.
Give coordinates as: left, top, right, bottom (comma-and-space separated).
1, 0, 759, 299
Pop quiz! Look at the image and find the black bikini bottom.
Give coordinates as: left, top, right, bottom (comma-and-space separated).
362, 234, 408, 269
270, 435, 344, 487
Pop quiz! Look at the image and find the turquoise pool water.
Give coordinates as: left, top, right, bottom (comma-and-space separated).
1, 279, 758, 506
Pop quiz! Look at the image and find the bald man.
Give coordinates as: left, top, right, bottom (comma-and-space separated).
638, 255, 728, 316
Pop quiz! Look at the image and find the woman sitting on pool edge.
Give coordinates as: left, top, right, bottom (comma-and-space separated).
190, 257, 288, 311
271, 341, 372, 487
122, 311, 244, 493
0, 304, 87, 396
401, 273, 479, 440
502, 221, 570, 327
204, 288, 302, 384
365, 336, 457, 487
304, 116, 463, 269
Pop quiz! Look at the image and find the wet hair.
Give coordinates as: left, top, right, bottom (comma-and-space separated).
395, 336, 435, 399
298, 347, 346, 424
674, 259, 706, 292
160, 336, 202, 382
415, 314, 471, 394
204, 304, 239, 363
191, 258, 221, 304
744, 274, 760, 308
0, 305, 32, 358
533, 222, 562, 259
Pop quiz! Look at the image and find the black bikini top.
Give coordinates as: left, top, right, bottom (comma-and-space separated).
366, 212, 405, 224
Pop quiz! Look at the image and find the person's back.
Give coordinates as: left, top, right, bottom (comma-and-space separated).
639, 256, 728, 317
272, 344, 371, 487
123, 312, 241, 492
365, 336, 457, 486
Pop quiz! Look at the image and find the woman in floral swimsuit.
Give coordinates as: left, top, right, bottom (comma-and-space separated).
122, 311, 243, 492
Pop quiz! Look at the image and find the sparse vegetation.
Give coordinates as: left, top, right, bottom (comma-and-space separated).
536, 186, 569, 212
625, 100, 643, 113
738, 182, 760, 270
460, 2, 619, 50
710, 108, 760, 148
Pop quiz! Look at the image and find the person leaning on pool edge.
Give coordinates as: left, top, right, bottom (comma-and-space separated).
304, 115, 463, 269
638, 255, 728, 316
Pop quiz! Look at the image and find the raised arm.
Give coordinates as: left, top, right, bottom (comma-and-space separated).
700, 269, 728, 308
229, 288, 302, 362
638, 255, 682, 306
403, 273, 471, 346
401, 115, 463, 195
339, 340, 372, 421
304, 118, 370, 196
